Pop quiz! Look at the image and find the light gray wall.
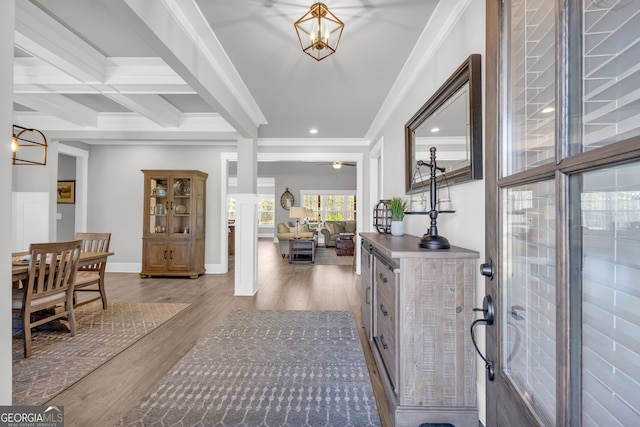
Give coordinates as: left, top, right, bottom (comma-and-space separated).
266, 163, 356, 229
57, 153, 76, 241
229, 161, 357, 238
85, 144, 231, 267
58, 144, 363, 271
370, 0, 487, 422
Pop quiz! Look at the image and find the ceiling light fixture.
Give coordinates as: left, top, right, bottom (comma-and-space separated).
12, 124, 48, 166
309, 128, 318, 134
332, 161, 342, 169
294, 3, 344, 61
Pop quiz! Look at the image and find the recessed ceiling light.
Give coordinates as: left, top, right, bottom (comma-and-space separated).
430, 127, 440, 133
309, 129, 318, 134
541, 107, 555, 114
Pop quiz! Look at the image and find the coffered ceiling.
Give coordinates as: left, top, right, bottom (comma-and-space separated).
11, 0, 467, 145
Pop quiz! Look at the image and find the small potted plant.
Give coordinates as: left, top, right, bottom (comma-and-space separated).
389, 197, 408, 236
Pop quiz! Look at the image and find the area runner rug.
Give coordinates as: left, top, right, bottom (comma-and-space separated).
12, 301, 189, 405
118, 310, 381, 427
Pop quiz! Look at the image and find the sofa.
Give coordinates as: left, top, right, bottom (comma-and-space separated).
277, 221, 316, 240
321, 220, 356, 247
277, 222, 316, 258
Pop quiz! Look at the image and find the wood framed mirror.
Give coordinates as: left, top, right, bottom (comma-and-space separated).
405, 54, 482, 193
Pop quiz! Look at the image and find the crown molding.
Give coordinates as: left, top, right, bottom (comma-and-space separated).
365, 0, 473, 142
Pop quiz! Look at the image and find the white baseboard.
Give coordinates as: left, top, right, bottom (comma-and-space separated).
105, 262, 227, 274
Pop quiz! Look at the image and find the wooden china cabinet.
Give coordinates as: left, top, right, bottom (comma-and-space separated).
140, 170, 207, 278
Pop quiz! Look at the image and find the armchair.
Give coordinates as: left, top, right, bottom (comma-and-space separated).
321, 220, 357, 247
12, 239, 82, 357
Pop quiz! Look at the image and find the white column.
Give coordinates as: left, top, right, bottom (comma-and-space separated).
234, 138, 258, 295
0, 0, 15, 405
237, 137, 257, 193
234, 193, 259, 295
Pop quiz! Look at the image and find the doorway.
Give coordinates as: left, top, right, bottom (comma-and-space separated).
484, 0, 640, 425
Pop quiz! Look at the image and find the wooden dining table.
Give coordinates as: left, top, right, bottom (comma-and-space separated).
11, 251, 114, 287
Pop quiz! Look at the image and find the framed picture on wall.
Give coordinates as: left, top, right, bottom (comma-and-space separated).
57, 180, 75, 204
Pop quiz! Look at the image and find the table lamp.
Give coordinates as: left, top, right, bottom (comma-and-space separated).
289, 206, 307, 238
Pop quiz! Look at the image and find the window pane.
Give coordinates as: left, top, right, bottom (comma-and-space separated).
580, 161, 640, 426
258, 197, 274, 225
259, 212, 274, 225
581, 1, 640, 151
301, 193, 354, 223
502, 180, 557, 425
504, 0, 556, 175
324, 195, 345, 212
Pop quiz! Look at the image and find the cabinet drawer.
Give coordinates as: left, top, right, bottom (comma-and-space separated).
375, 320, 397, 390
375, 257, 397, 322
374, 255, 398, 391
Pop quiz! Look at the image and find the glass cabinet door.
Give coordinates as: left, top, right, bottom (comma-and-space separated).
169, 176, 192, 236
149, 174, 169, 235
194, 175, 206, 236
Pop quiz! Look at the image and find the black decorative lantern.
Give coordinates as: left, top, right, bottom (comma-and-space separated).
373, 199, 392, 234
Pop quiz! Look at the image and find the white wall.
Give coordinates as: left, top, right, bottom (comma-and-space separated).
369, 0, 488, 422
84, 144, 231, 271
12, 141, 60, 242
0, 0, 14, 405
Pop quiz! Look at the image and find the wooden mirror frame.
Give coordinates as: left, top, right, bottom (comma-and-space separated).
405, 54, 482, 193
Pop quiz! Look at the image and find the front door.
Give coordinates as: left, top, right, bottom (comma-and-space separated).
485, 0, 640, 425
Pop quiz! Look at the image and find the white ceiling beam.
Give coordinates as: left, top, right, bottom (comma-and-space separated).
105, 58, 189, 87
14, 0, 114, 84
113, 0, 265, 138
14, 57, 195, 94
104, 94, 182, 127
14, 93, 98, 127
13, 112, 235, 134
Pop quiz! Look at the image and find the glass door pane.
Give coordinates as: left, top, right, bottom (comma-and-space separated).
579, 161, 640, 425
504, 0, 557, 176
502, 180, 557, 425
149, 175, 168, 235
195, 175, 205, 235
170, 176, 191, 235
581, 1, 640, 152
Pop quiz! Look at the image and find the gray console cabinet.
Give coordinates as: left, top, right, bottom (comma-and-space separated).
360, 232, 479, 427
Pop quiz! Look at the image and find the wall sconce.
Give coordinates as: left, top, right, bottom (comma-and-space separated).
12, 125, 48, 166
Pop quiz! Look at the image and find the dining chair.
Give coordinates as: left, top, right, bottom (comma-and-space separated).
74, 232, 111, 309
12, 239, 82, 358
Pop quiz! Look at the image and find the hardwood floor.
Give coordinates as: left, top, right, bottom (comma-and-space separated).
48, 239, 391, 427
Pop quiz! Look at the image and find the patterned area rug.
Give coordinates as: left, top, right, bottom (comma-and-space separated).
314, 247, 354, 266
118, 310, 381, 427
12, 301, 189, 405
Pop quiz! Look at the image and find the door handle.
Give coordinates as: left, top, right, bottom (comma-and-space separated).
510, 305, 525, 320
480, 258, 494, 280
471, 294, 495, 381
